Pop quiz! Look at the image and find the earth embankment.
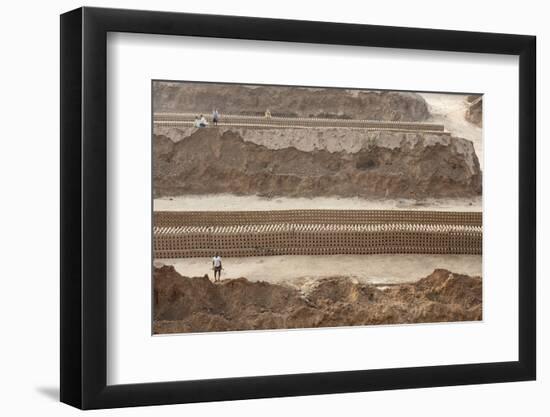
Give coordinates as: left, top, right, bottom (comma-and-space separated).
153, 266, 482, 333
153, 127, 482, 199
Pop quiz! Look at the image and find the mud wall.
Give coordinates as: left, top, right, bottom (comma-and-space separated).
153, 127, 482, 199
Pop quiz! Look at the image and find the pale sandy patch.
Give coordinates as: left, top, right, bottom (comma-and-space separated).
157, 254, 482, 287
154, 194, 481, 212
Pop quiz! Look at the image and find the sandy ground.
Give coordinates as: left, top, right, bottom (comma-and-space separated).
154, 194, 481, 212
157, 254, 482, 287
420, 92, 483, 169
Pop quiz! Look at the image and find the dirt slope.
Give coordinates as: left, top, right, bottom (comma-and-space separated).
465, 95, 483, 127
153, 82, 431, 121
419, 93, 483, 170
153, 128, 482, 199
153, 266, 482, 333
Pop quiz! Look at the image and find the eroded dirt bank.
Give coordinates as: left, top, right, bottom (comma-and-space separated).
153, 266, 482, 334
154, 128, 482, 199
153, 82, 431, 121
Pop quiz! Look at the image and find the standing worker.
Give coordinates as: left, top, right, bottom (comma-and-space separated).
212, 253, 223, 282
212, 109, 220, 126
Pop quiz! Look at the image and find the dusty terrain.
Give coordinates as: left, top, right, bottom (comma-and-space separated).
152, 88, 484, 334
153, 82, 431, 121
153, 266, 482, 333
153, 128, 481, 199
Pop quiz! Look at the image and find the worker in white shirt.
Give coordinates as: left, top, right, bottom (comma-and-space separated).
212, 109, 220, 125
199, 114, 209, 127
212, 253, 222, 282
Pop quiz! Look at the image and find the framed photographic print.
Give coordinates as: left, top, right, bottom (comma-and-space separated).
60, 6, 536, 409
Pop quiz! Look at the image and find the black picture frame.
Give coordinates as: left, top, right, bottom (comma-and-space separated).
60, 6, 536, 410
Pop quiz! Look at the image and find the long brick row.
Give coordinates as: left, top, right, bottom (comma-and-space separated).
153, 210, 482, 258
154, 210, 482, 227
153, 113, 445, 132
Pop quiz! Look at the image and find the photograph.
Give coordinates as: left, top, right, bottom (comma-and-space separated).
152, 81, 483, 334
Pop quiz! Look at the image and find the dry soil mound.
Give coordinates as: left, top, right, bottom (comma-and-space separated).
153, 266, 482, 333
153, 128, 482, 199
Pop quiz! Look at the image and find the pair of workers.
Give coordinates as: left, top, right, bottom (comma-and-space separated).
193, 114, 209, 128
193, 109, 220, 128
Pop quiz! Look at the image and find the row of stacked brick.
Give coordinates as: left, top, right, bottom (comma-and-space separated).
153, 112, 446, 132
154, 210, 482, 227
153, 211, 482, 258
